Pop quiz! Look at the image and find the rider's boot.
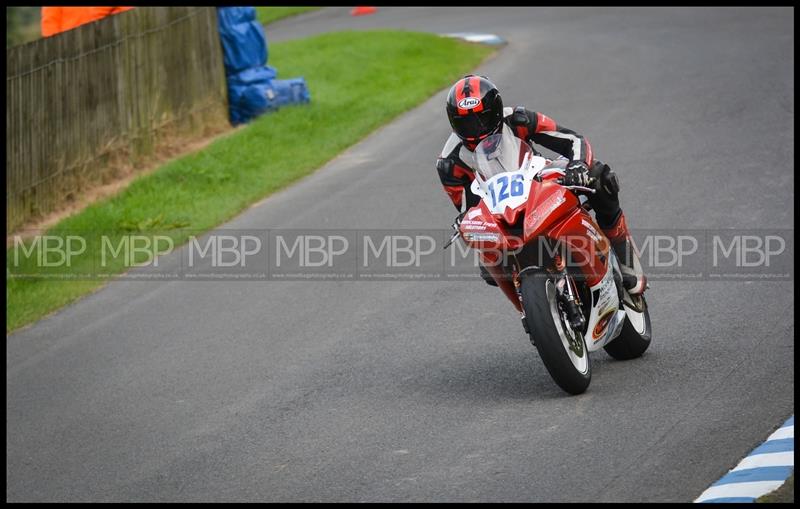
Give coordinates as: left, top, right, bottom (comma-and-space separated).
601, 211, 647, 295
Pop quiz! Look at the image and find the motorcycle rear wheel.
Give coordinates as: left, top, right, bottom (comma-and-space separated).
521, 271, 591, 395
603, 291, 652, 360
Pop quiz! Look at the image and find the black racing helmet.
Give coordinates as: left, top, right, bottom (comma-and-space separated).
446, 75, 504, 147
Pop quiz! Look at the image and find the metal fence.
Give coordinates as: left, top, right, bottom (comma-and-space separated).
6, 7, 229, 232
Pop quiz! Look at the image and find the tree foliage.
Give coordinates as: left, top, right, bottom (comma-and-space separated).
6, 7, 41, 48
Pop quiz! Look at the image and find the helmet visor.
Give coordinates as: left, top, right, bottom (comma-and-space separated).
450, 110, 500, 141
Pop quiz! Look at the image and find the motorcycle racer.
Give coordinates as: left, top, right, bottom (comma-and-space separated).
437, 75, 646, 294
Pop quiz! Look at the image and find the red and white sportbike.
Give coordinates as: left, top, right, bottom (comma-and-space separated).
447, 132, 652, 395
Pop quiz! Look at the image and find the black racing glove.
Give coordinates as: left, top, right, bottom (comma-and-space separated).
560, 161, 594, 187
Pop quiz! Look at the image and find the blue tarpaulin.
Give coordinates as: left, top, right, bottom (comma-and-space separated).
216, 7, 310, 125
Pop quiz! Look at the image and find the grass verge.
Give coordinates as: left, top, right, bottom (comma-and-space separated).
255, 6, 320, 26
6, 30, 494, 333
757, 473, 794, 503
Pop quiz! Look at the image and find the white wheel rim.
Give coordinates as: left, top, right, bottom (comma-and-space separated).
546, 280, 589, 375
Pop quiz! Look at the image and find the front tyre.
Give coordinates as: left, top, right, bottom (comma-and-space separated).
603, 291, 652, 360
521, 272, 591, 395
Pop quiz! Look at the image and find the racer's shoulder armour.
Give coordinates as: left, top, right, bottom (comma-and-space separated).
508, 106, 532, 127
439, 132, 462, 159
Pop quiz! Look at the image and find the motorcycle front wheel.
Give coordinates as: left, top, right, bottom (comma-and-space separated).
521, 271, 591, 395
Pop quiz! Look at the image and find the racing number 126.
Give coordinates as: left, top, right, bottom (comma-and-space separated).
488, 174, 524, 208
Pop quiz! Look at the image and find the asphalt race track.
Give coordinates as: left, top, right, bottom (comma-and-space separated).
6, 7, 794, 502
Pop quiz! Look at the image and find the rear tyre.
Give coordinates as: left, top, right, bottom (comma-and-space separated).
603, 291, 652, 360
521, 271, 591, 395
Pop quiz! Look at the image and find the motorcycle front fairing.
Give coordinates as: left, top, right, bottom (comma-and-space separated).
465, 160, 608, 286
458, 201, 524, 311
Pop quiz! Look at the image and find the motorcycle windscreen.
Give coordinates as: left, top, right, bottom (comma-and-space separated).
474, 132, 534, 180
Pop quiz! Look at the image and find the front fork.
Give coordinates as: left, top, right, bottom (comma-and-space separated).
513, 251, 586, 338
551, 253, 586, 332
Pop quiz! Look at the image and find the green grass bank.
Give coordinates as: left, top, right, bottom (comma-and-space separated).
255, 6, 320, 26
6, 30, 494, 333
